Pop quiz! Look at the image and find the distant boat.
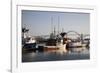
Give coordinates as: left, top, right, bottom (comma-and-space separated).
70, 42, 82, 47
23, 37, 38, 51
26, 37, 36, 44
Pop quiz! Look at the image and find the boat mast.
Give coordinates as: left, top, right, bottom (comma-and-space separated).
58, 16, 60, 35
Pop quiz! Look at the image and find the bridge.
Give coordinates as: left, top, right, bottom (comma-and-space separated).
32, 30, 90, 41
66, 31, 90, 39
65, 31, 90, 44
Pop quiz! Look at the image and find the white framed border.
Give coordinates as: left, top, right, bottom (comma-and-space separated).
11, 2, 97, 73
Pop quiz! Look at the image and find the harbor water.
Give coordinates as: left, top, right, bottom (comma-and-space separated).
22, 47, 90, 62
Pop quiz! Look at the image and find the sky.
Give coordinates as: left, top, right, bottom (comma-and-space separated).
22, 10, 90, 36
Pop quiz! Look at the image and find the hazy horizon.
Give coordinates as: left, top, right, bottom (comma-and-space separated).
22, 10, 90, 36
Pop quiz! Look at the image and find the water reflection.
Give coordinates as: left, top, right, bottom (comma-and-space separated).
22, 47, 90, 62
